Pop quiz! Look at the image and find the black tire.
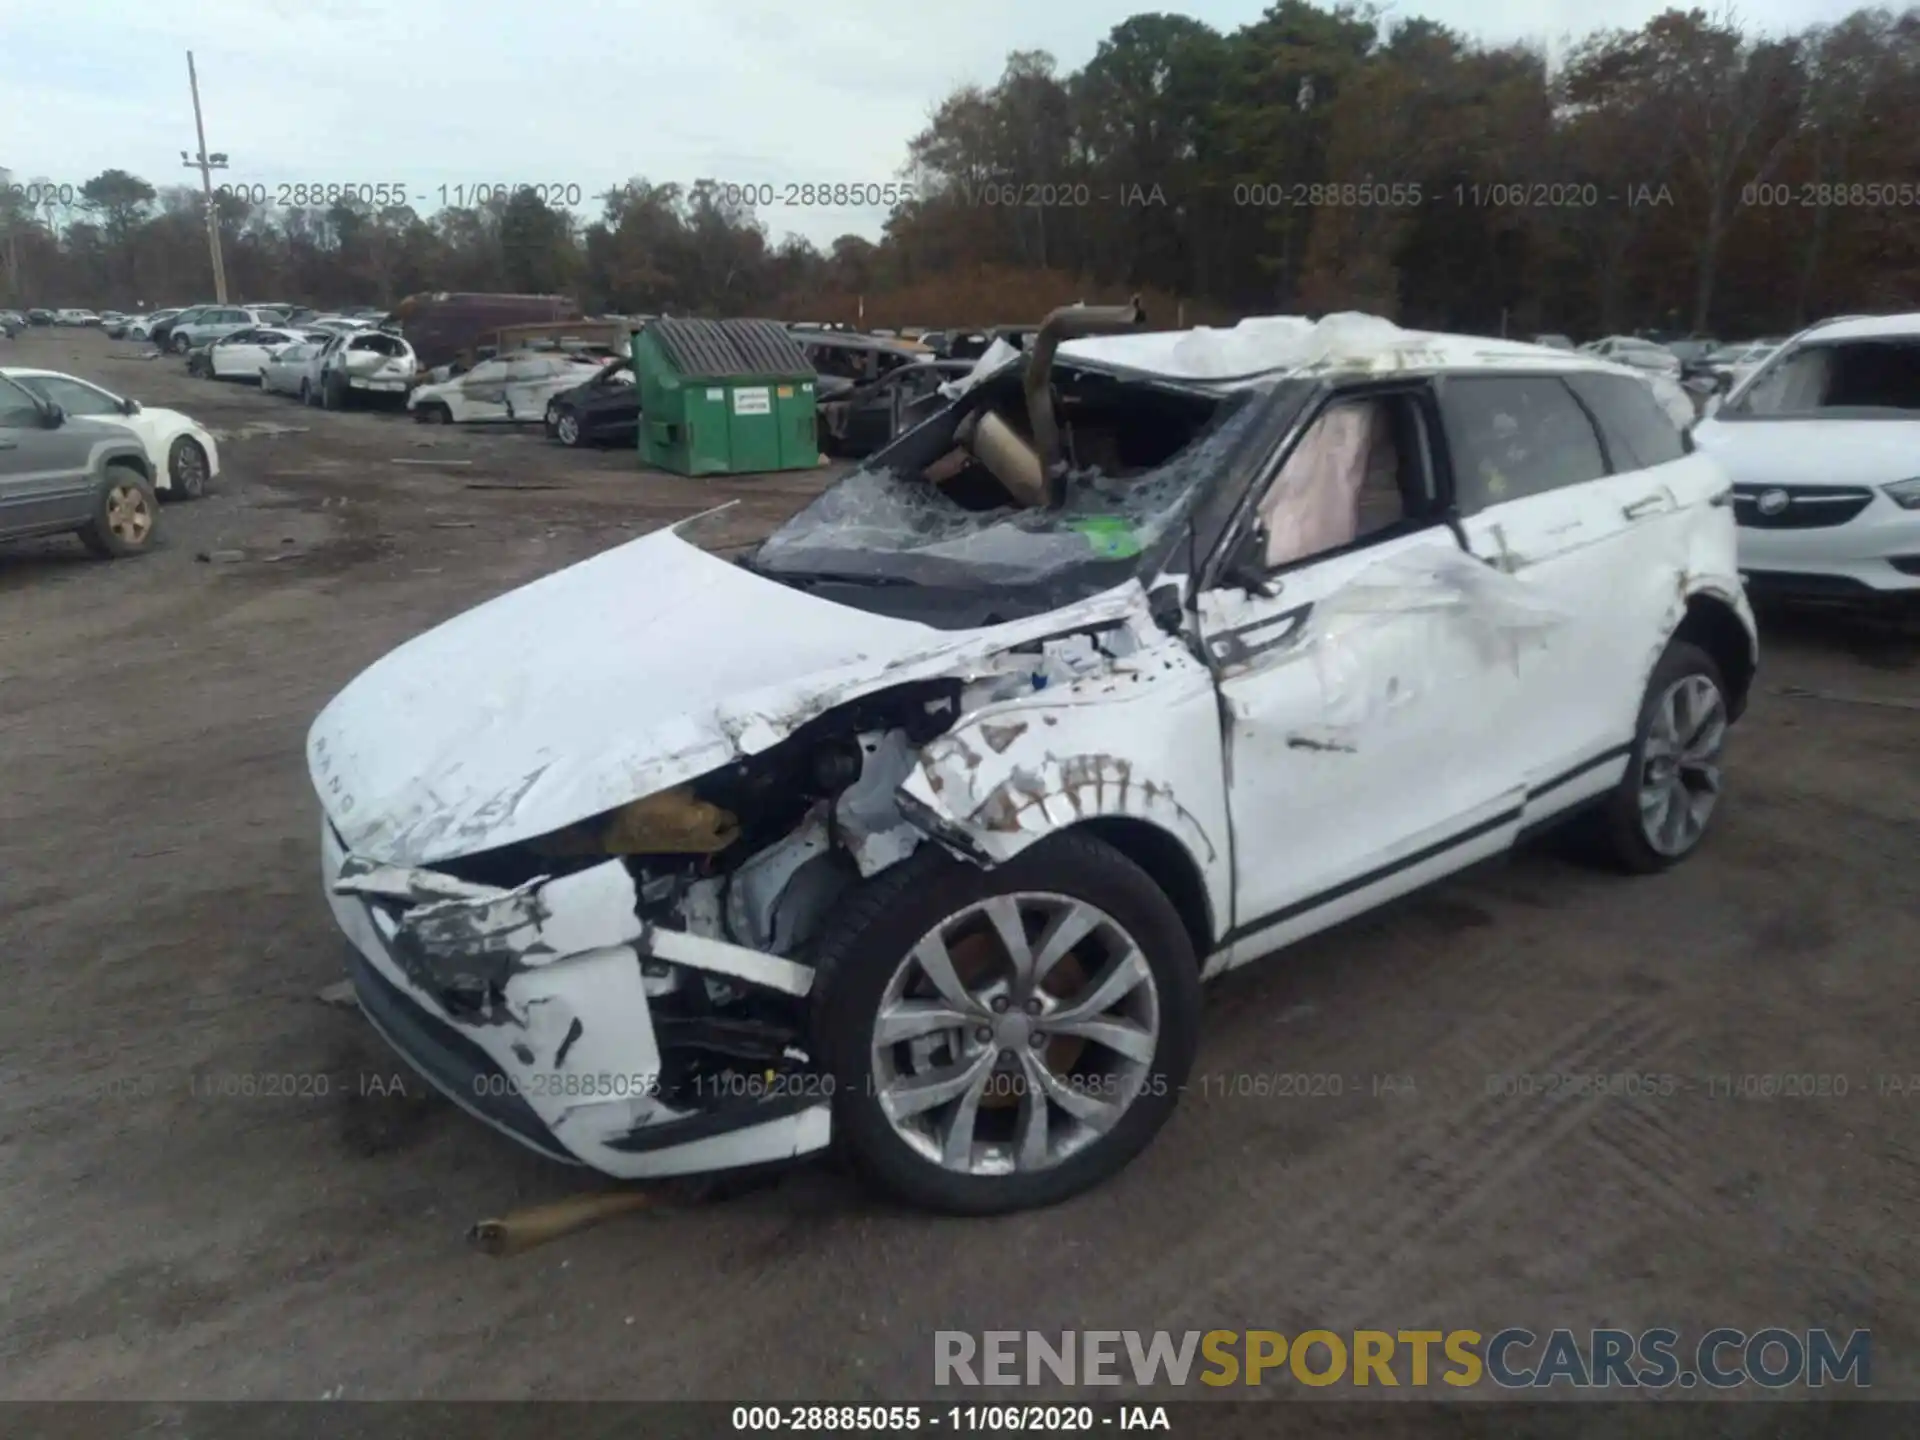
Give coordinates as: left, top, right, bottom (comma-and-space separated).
413, 402, 451, 425
552, 406, 584, 447
1592, 639, 1730, 874
810, 831, 1201, 1214
166, 435, 210, 501
169, 332, 190, 354
78, 464, 158, 558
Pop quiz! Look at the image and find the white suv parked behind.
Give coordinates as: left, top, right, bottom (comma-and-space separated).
1692, 312, 1920, 605
308, 311, 1757, 1213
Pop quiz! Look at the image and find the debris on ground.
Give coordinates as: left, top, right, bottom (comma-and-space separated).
315, 980, 357, 1009
469, 1189, 660, 1257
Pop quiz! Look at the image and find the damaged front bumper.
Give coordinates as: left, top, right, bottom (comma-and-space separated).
319, 819, 831, 1178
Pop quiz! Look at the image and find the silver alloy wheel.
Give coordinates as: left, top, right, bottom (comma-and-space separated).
556, 411, 580, 445
1638, 672, 1727, 857
171, 439, 208, 496
869, 892, 1160, 1177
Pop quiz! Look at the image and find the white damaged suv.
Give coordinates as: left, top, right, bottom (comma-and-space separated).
309, 309, 1756, 1213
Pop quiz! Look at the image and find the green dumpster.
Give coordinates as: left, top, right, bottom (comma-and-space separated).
633, 318, 818, 476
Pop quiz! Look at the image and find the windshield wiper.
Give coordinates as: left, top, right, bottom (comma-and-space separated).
773, 569, 917, 589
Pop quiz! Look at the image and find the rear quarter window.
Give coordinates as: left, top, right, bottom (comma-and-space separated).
1564, 372, 1688, 470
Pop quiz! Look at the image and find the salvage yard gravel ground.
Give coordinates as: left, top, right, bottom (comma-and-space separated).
1, 327, 1917, 1399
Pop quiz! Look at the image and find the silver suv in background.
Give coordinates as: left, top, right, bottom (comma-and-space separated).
164, 306, 280, 355
0, 373, 160, 558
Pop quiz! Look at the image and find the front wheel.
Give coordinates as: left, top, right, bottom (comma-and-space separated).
553, 408, 583, 446
1594, 640, 1730, 872
811, 832, 1200, 1214
170, 333, 190, 354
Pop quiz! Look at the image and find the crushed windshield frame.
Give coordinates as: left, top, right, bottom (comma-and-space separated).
752, 374, 1273, 595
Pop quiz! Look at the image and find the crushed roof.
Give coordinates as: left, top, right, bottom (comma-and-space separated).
1056, 311, 1638, 384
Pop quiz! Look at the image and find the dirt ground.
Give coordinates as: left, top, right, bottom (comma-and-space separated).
1, 327, 1916, 1403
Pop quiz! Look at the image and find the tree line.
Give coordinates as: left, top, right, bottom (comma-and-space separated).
5, 3, 1916, 340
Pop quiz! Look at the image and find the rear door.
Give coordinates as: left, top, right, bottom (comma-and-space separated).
1438, 372, 1692, 819
0, 377, 95, 534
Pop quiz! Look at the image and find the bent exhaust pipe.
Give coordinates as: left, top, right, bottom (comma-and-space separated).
1026, 296, 1146, 506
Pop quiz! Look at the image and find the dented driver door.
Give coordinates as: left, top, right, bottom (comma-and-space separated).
1198, 521, 1531, 972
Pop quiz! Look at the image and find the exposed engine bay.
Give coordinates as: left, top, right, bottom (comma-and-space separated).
393, 619, 1147, 1125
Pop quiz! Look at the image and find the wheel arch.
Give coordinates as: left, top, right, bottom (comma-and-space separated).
1673, 589, 1756, 720
1070, 815, 1217, 964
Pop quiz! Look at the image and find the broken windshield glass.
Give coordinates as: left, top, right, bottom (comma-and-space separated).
755, 389, 1267, 590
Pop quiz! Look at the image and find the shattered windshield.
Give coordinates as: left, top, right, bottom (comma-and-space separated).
754, 379, 1268, 591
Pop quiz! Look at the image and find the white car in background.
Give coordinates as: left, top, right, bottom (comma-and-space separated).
313, 328, 417, 408
193, 326, 308, 381
1692, 312, 1920, 605
2, 365, 220, 499
1583, 336, 1683, 376
54, 309, 99, 326
407, 351, 604, 424
260, 339, 325, 400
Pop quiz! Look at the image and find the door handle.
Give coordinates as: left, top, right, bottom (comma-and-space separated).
1622, 495, 1668, 520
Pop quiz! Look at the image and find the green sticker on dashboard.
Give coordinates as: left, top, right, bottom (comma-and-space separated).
1069, 516, 1142, 558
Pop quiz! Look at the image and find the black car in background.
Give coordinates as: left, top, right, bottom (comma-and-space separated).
1, 310, 23, 338
27, 309, 53, 326
543, 357, 640, 447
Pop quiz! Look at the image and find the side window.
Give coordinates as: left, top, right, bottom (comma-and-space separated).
1439, 377, 1607, 512
31, 376, 121, 416
1255, 392, 1436, 570
0, 375, 46, 427
1564, 372, 1687, 471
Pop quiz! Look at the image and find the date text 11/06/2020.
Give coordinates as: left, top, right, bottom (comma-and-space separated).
210, 182, 586, 208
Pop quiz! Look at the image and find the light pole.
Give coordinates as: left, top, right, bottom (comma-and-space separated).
182, 51, 229, 302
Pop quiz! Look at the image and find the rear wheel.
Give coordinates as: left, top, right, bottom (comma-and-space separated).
1593, 640, 1730, 872
812, 833, 1200, 1214
170, 333, 190, 354
78, 465, 158, 558
166, 435, 210, 500
413, 402, 451, 425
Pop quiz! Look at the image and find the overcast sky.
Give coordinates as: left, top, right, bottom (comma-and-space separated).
1, 0, 1851, 250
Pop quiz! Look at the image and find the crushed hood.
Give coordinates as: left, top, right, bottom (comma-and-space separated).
309, 526, 1142, 866
1692, 416, 1920, 487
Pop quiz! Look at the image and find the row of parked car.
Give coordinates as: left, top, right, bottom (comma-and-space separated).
145, 305, 993, 460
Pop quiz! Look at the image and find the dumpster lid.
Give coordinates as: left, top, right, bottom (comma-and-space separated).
647, 318, 812, 381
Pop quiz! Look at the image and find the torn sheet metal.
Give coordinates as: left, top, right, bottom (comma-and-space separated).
896, 629, 1233, 941
937, 336, 1023, 400
832, 729, 925, 877
362, 854, 814, 1006
1222, 544, 1575, 740
308, 525, 1145, 868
